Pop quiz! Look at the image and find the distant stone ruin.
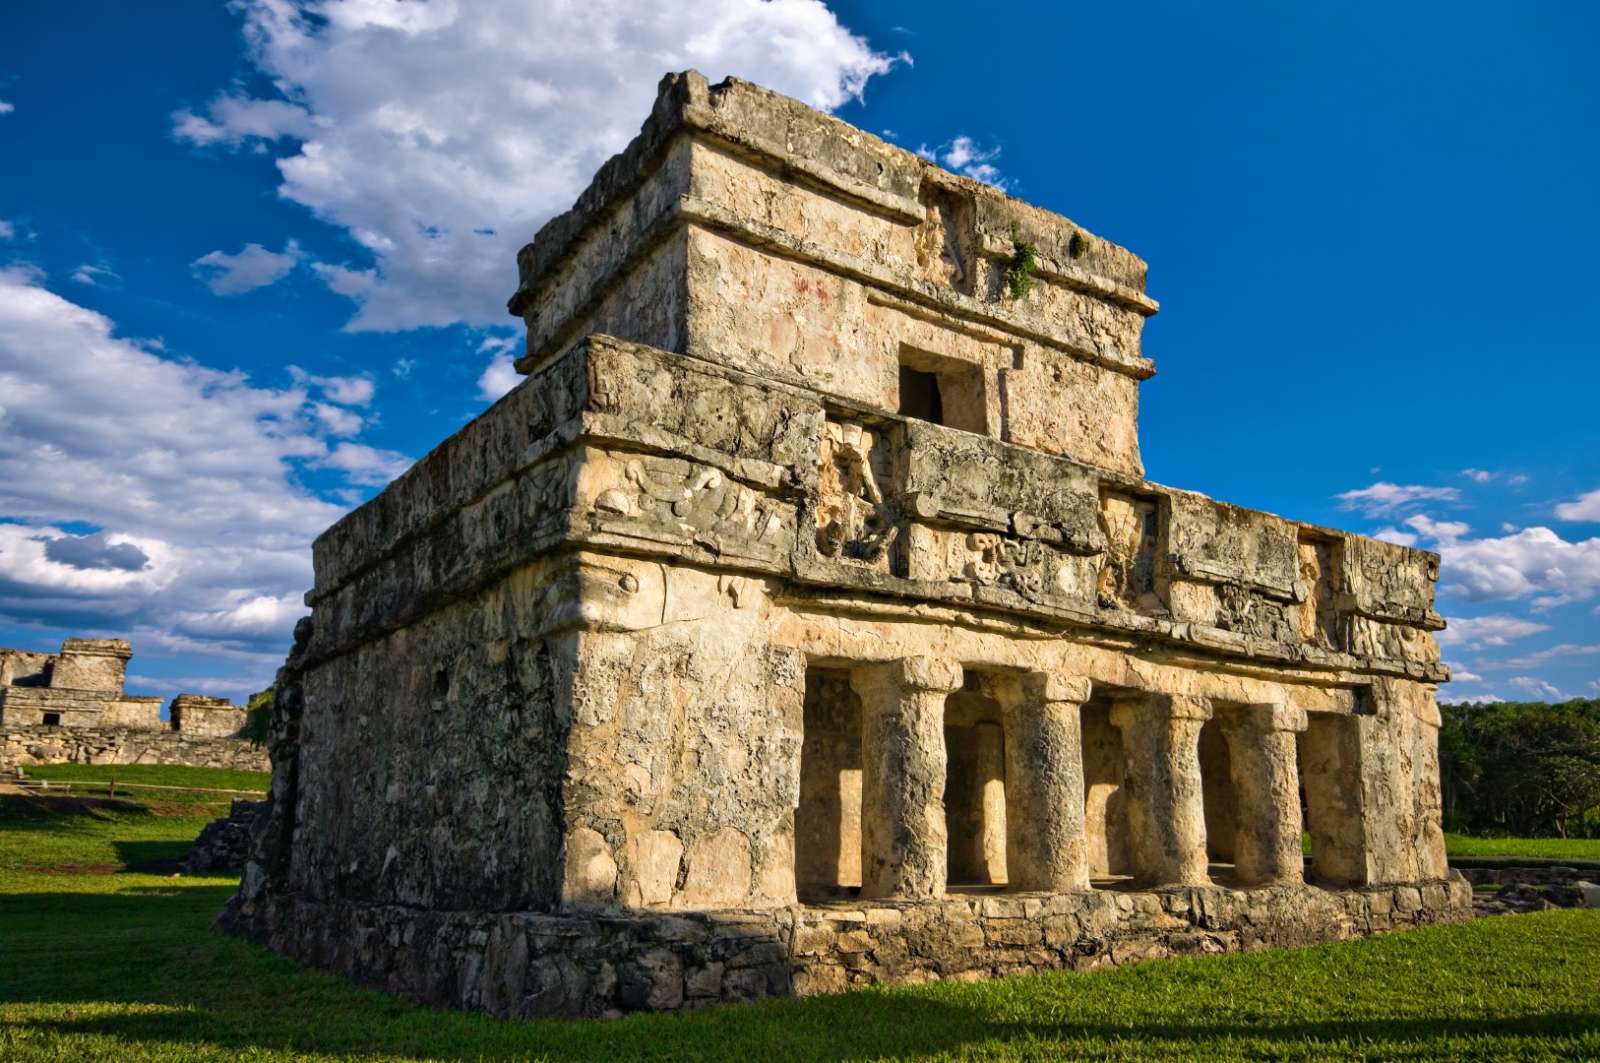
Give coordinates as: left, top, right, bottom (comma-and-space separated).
223, 72, 1469, 1017
0, 638, 267, 771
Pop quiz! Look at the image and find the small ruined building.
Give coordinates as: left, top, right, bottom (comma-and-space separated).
224, 72, 1469, 1017
0, 639, 267, 771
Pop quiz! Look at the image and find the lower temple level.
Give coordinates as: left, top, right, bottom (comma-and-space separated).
220, 877, 1473, 1018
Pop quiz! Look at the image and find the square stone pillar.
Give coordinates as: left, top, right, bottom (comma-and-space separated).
993, 673, 1092, 892
850, 657, 961, 899
1109, 693, 1212, 887
1220, 702, 1308, 887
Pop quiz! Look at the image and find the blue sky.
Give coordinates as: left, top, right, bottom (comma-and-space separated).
1, 0, 1596, 705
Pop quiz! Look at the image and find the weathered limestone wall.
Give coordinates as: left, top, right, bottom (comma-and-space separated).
508, 73, 1155, 478
170, 694, 247, 738
49, 638, 132, 692
1, 725, 268, 772
0, 688, 162, 729
0, 648, 53, 687
224, 71, 1458, 1019
287, 575, 568, 912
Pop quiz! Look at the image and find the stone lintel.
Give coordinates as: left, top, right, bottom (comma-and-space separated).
1220, 701, 1309, 734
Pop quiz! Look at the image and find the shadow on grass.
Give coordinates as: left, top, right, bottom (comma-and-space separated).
111, 839, 194, 874
0, 793, 152, 832
3, 886, 1599, 1062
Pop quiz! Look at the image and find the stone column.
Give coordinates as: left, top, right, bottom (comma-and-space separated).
1220, 702, 1308, 887
851, 657, 961, 899
996, 673, 1091, 892
1109, 693, 1212, 887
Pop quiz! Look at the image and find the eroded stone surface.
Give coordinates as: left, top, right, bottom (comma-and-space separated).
223, 71, 1459, 1017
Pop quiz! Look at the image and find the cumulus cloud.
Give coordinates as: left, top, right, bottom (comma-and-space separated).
191, 241, 303, 295
917, 136, 1007, 186
1436, 614, 1550, 651
1445, 662, 1484, 683
37, 532, 151, 573
313, 442, 411, 486
476, 334, 521, 401
1397, 515, 1600, 608
0, 101, 13, 115
1507, 675, 1568, 701
1555, 488, 1600, 522
174, 0, 899, 333
0, 266, 399, 681
288, 368, 375, 407
311, 402, 364, 437
0, 220, 15, 241
1336, 482, 1461, 518
1461, 468, 1494, 483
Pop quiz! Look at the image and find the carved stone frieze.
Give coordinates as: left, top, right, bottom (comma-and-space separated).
814, 421, 899, 565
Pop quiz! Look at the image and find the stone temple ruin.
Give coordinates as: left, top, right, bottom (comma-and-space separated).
223, 72, 1470, 1016
0, 638, 266, 771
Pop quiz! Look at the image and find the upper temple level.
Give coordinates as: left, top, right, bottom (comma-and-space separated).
506, 71, 1159, 478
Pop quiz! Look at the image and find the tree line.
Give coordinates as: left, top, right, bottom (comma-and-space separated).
1440, 698, 1600, 839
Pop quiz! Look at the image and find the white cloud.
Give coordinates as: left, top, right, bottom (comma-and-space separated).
1398, 515, 1600, 608
290, 367, 375, 407
477, 355, 521, 402
1373, 527, 1418, 547
393, 358, 416, 379
0, 101, 13, 115
175, 0, 898, 332
1507, 675, 1567, 701
0, 266, 397, 681
917, 136, 1007, 187
190, 241, 302, 295
1439, 693, 1503, 706
0, 220, 13, 240
1445, 662, 1484, 682
172, 96, 315, 147
1335, 482, 1461, 518
311, 402, 364, 436
1555, 488, 1600, 522
476, 334, 521, 401
70, 263, 118, 287
313, 442, 411, 487
1461, 468, 1494, 483
1436, 614, 1550, 651
1489, 643, 1600, 671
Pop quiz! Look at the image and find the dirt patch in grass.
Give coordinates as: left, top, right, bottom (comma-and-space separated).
141, 800, 224, 817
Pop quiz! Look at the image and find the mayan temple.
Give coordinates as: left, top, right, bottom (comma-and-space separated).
222, 71, 1470, 1017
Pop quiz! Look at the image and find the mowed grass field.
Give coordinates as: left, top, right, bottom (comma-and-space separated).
2, 770, 1598, 1061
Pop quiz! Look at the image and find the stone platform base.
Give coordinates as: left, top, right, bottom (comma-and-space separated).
219, 876, 1474, 1018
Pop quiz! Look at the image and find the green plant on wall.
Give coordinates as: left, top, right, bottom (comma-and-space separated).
1004, 221, 1036, 301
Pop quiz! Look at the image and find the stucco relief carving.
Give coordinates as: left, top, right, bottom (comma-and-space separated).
815, 422, 898, 563
594, 457, 783, 545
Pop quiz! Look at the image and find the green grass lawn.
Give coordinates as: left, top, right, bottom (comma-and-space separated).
20, 762, 270, 793
1444, 832, 1600, 862
2, 787, 1599, 1061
